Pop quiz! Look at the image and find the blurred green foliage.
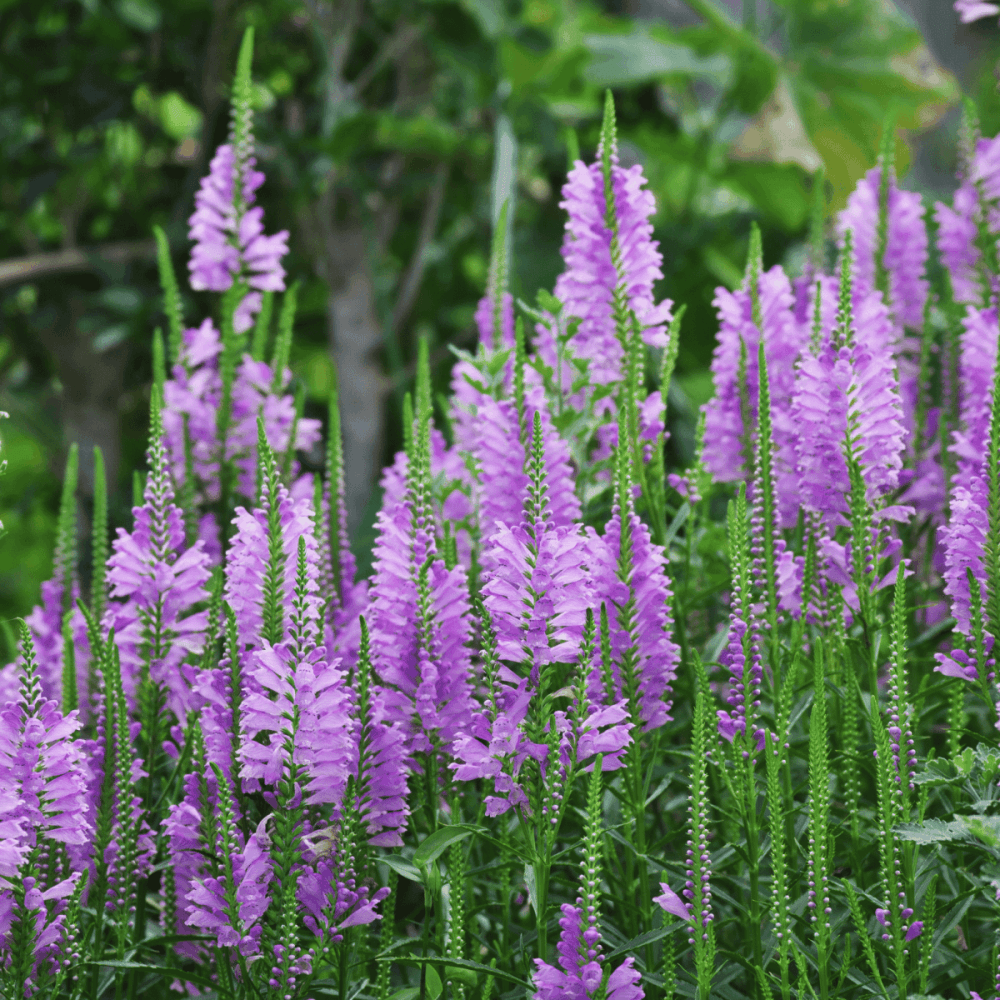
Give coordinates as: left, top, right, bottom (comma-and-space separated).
0, 0, 969, 640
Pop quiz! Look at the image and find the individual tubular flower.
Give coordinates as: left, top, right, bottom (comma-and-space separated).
955, 1, 1000, 25
701, 264, 805, 526
533, 765, 644, 1000
105, 396, 212, 716
187, 33, 288, 333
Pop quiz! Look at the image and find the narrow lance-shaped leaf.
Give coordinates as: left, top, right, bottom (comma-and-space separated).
270, 281, 299, 395
153, 224, 185, 367
251, 288, 274, 362
55, 444, 79, 618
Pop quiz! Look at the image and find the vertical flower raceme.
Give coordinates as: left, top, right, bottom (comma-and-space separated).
587, 443, 680, 732
701, 264, 805, 526
473, 386, 580, 557
368, 346, 474, 755
0, 623, 93, 996
453, 416, 627, 817
544, 134, 671, 388
837, 163, 929, 332
792, 250, 908, 527
935, 129, 1000, 305
162, 318, 320, 529
105, 397, 212, 717
22, 447, 89, 711
187, 31, 288, 334
225, 442, 319, 656
533, 766, 643, 1000
239, 539, 354, 808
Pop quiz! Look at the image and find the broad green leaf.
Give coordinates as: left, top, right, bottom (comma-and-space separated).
584, 28, 731, 88
412, 825, 476, 868
381, 855, 421, 882
159, 92, 203, 141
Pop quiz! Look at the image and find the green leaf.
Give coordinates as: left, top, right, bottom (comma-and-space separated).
158, 92, 203, 141
523, 862, 538, 915
584, 28, 731, 89
391, 956, 530, 990
388, 990, 420, 1000
426, 967, 443, 1000
115, 0, 161, 31
381, 855, 421, 882
413, 825, 476, 868
90, 962, 215, 990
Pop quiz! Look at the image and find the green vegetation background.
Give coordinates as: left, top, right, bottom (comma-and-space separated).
0, 0, 989, 658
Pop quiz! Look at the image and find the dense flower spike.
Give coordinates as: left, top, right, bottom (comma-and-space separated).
105, 397, 212, 714
701, 265, 806, 525
792, 245, 908, 525
187, 33, 288, 334
533, 766, 644, 1000
837, 165, 929, 330
368, 347, 474, 753
587, 446, 680, 730
162, 318, 321, 520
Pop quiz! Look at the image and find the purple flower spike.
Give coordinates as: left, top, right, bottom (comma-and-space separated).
105, 413, 212, 716
588, 505, 680, 730
240, 643, 354, 805
792, 288, 908, 525
702, 265, 806, 525
837, 166, 929, 331
905, 920, 923, 942
188, 143, 289, 333
225, 485, 318, 652
186, 817, 273, 956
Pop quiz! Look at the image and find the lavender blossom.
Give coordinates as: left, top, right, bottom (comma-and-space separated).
105, 404, 212, 716
162, 320, 320, 516
792, 286, 908, 525
587, 495, 680, 731
543, 149, 671, 389
188, 143, 289, 333
367, 450, 474, 754
701, 265, 806, 526
225, 483, 318, 653
837, 166, 929, 330
955, 0, 1000, 23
